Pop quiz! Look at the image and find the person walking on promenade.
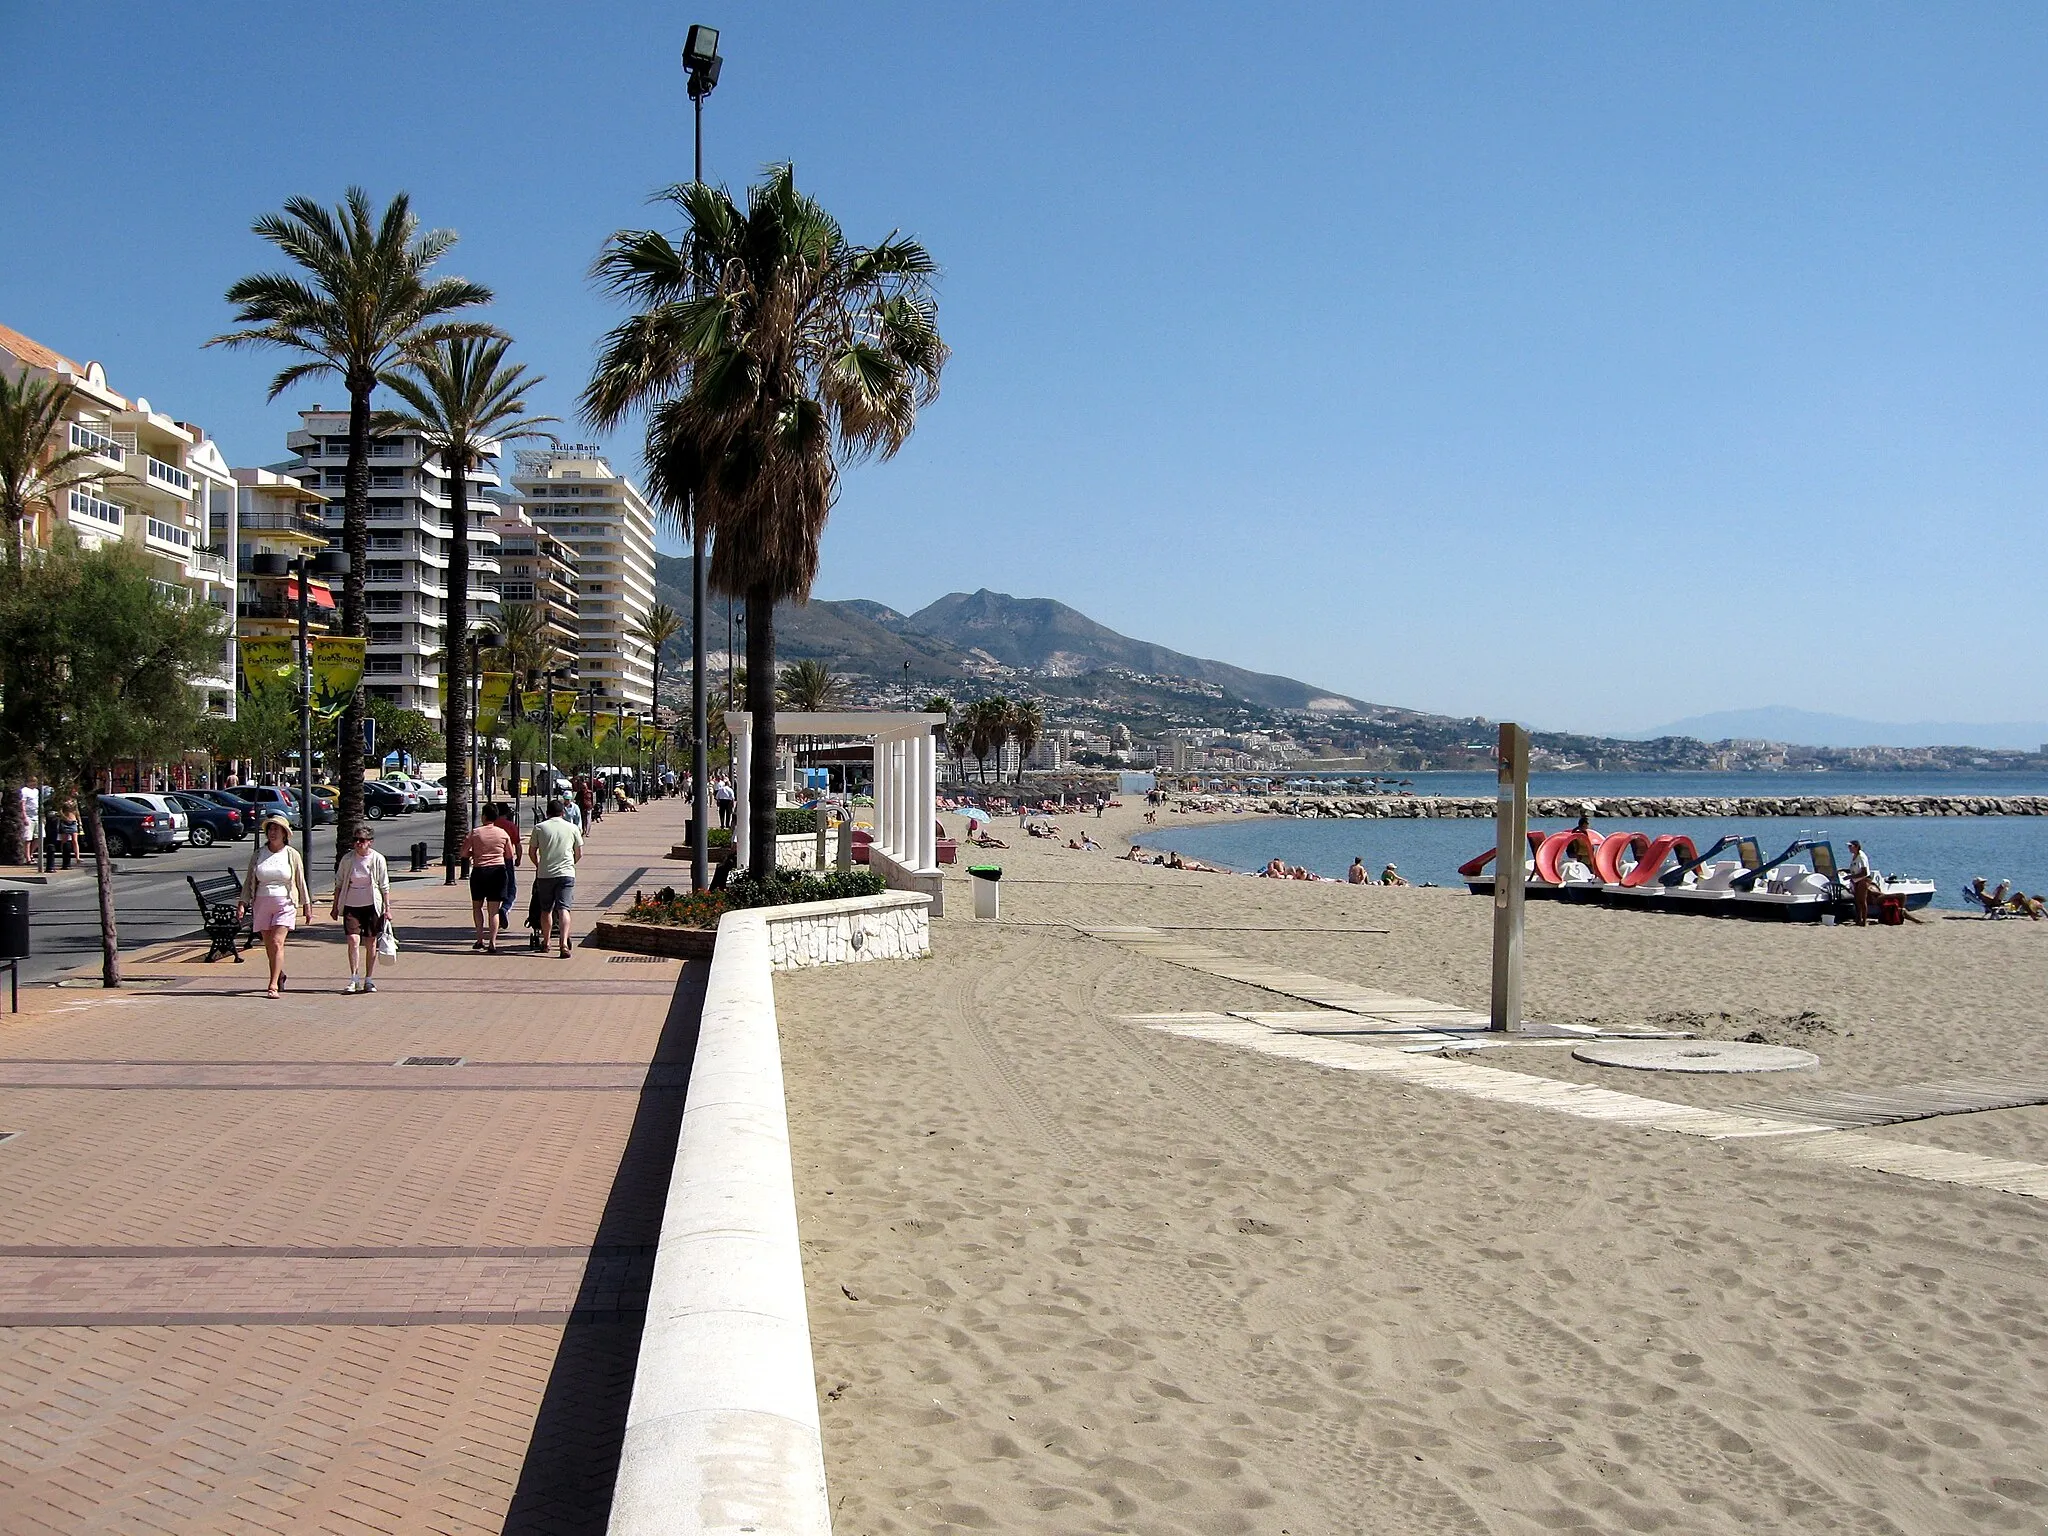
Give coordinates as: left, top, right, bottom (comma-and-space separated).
460, 811, 517, 953
331, 827, 392, 994
1847, 839, 1880, 925
576, 777, 596, 830
714, 774, 735, 828
527, 799, 585, 957
54, 798, 80, 871
488, 801, 522, 933
239, 816, 311, 998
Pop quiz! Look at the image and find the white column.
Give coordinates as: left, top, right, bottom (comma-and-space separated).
905, 731, 924, 870
918, 732, 938, 870
888, 741, 905, 860
870, 740, 884, 856
734, 726, 752, 867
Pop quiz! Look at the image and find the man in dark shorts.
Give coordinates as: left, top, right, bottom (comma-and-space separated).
527, 799, 585, 956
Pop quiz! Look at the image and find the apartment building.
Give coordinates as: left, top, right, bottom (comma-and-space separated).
483, 504, 580, 672
227, 468, 334, 644
509, 447, 655, 708
282, 409, 502, 719
0, 322, 238, 716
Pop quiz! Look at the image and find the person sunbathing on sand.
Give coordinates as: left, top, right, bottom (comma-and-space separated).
971, 832, 1009, 849
1381, 864, 1409, 886
1080, 833, 1101, 851
1263, 858, 1287, 878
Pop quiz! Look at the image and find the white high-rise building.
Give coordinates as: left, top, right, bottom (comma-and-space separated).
282, 409, 502, 719
509, 447, 655, 709
0, 321, 238, 716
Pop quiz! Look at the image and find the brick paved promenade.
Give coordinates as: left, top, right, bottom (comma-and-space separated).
0, 799, 702, 1534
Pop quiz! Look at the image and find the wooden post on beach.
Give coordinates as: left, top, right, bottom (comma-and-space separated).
1490, 722, 1530, 1033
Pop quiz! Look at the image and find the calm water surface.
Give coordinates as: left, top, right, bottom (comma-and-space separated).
1135, 794, 2048, 912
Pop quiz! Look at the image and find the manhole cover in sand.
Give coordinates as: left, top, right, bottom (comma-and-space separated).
1572, 1040, 1818, 1073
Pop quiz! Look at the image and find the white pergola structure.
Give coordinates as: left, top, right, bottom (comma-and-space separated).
726, 710, 948, 906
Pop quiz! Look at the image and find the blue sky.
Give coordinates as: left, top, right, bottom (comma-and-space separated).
3, 2, 2044, 734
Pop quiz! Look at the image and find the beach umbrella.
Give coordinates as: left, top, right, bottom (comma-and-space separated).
959, 806, 991, 825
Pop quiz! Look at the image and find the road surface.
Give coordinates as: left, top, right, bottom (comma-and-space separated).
0, 816, 447, 988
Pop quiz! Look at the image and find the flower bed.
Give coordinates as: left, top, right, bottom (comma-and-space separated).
625, 888, 728, 928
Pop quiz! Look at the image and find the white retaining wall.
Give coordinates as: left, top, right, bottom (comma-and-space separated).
606, 890, 933, 1535
761, 891, 930, 971
606, 910, 831, 1536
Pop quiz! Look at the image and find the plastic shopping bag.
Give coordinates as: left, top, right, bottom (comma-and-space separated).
376, 923, 399, 960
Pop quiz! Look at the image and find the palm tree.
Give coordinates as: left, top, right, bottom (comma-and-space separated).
0, 373, 97, 572
966, 696, 1011, 784
945, 719, 973, 787
1009, 698, 1044, 784
379, 337, 556, 868
210, 187, 495, 853
777, 657, 842, 711
487, 600, 560, 812
632, 601, 683, 719
584, 164, 947, 877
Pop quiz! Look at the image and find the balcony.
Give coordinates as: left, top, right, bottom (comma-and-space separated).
187, 547, 230, 580
68, 488, 127, 531
148, 579, 193, 607
143, 516, 195, 557
144, 456, 192, 497
68, 421, 124, 466
241, 506, 328, 539
238, 597, 333, 628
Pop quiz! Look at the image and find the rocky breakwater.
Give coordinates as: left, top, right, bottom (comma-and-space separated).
1257, 795, 2048, 820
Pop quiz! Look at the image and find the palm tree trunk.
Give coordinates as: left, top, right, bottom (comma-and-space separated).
745, 584, 777, 881
335, 375, 372, 859
443, 452, 472, 874
84, 790, 120, 987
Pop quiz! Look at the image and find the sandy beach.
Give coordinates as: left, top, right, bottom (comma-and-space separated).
775, 799, 2048, 1534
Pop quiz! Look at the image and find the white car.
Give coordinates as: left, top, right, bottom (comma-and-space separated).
125, 793, 190, 846
391, 775, 447, 809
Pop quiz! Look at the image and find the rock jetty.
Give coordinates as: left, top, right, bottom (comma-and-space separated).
1248, 795, 2048, 820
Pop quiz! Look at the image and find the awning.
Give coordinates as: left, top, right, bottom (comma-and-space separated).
284, 578, 336, 610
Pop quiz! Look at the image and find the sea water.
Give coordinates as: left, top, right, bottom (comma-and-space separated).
1133, 772, 2048, 910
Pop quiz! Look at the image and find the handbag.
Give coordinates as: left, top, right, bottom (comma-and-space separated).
376, 922, 399, 960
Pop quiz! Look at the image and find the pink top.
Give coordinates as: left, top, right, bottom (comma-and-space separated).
462, 823, 515, 868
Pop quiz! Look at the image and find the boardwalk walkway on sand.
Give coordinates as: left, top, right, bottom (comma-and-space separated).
0, 799, 701, 1535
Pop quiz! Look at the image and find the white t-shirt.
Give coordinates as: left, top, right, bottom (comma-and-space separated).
253, 848, 295, 898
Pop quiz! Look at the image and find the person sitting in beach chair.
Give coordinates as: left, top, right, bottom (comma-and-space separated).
1969, 877, 2013, 916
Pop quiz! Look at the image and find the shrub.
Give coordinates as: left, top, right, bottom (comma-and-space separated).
776, 805, 828, 836
722, 867, 886, 911
625, 888, 728, 928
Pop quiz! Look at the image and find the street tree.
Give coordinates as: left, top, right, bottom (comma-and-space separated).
378, 336, 555, 867
210, 188, 495, 856
585, 164, 947, 876
0, 535, 227, 985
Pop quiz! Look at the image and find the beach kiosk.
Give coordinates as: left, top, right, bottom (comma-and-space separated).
727, 710, 948, 913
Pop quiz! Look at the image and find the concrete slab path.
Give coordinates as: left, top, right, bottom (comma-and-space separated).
0, 798, 702, 1535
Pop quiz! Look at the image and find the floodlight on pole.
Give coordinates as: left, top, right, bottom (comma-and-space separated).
683, 19, 722, 892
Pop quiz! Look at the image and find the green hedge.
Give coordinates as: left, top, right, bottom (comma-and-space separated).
722, 867, 885, 911
776, 806, 828, 836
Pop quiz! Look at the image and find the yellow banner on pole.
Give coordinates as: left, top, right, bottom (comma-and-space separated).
478, 673, 512, 734
240, 636, 296, 702
552, 690, 580, 732
309, 637, 366, 719
520, 689, 547, 722
592, 709, 616, 746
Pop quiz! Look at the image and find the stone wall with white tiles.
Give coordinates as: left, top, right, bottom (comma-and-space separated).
760, 890, 931, 971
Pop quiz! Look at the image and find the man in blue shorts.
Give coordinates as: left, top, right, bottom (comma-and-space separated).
527, 798, 585, 956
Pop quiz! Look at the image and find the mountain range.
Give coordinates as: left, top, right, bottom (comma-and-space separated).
648, 557, 1367, 714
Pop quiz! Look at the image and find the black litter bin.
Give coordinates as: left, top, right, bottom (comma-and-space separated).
0, 889, 27, 958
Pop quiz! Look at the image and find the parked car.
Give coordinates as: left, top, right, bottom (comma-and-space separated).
409, 776, 448, 809
383, 774, 438, 809
361, 780, 411, 819
89, 795, 177, 858
123, 793, 191, 847
188, 788, 260, 818
168, 791, 247, 846
230, 785, 302, 830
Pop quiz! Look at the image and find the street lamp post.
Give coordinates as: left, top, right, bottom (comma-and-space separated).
684, 21, 721, 891
543, 667, 561, 807
255, 548, 348, 871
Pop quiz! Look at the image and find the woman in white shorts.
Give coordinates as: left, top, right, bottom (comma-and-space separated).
238, 816, 312, 998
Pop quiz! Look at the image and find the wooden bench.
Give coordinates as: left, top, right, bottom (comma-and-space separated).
187, 871, 253, 962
